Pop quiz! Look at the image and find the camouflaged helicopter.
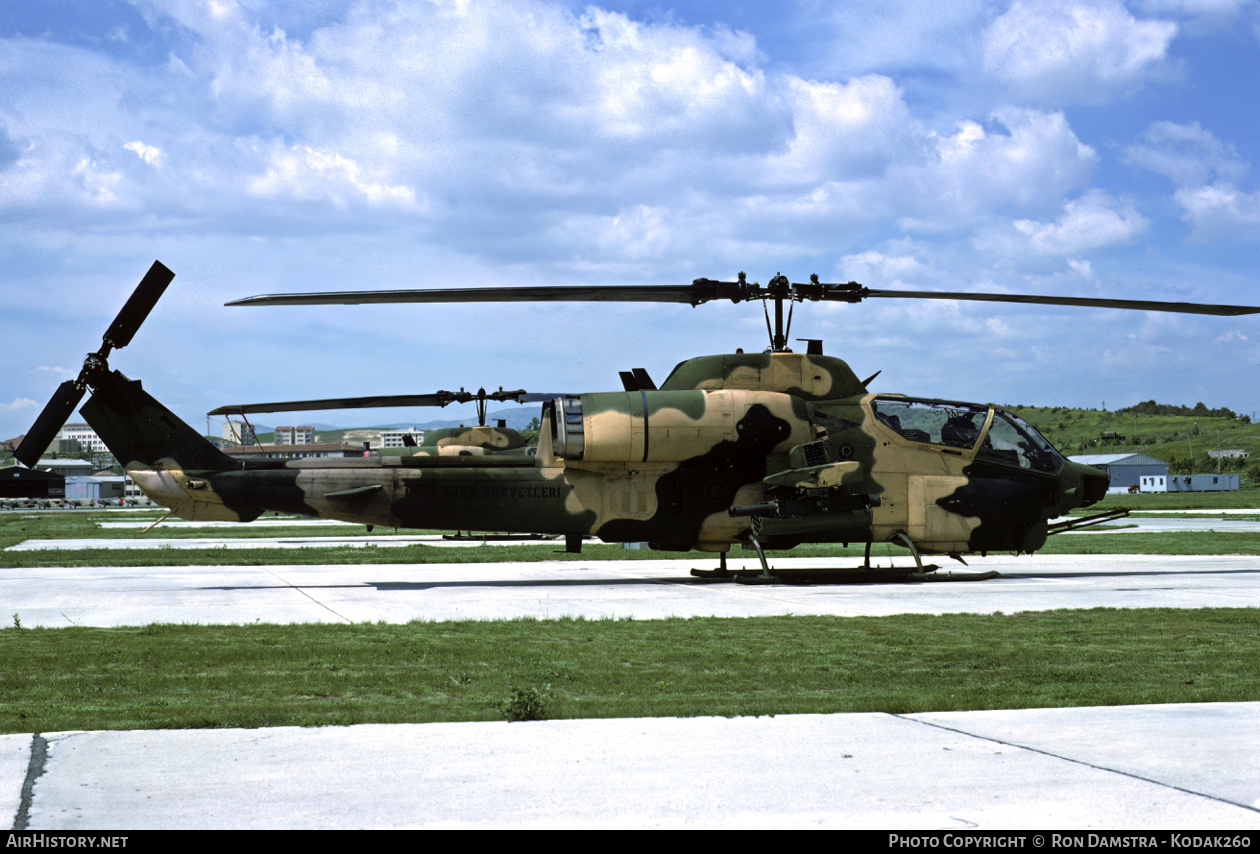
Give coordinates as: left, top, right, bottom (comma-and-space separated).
16, 262, 1260, 581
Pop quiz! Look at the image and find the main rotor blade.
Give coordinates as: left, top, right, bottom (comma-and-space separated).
209, 393, 460, 416
103, 260, 176, 349
14, 381, 86, 467
226, 280, 748, 307
227, 273, 1260, 317
208, 388, 554, 416
859, 289, 1260, 317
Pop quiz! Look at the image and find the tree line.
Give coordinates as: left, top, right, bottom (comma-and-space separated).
1119, 400, 1247, 422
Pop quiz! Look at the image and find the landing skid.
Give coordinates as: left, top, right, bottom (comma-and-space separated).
441, 532, 557, 541
690, 564, 999, 584
689, 531, 1001, 584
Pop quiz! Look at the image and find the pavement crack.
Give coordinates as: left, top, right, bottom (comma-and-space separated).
896, 715, 1260, 815
263, 568, 353, 623
13, 734, 48, 831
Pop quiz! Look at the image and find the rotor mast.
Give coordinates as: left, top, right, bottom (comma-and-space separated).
762, 273, 794, 352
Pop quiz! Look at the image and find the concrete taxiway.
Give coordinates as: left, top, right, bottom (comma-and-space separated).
4, 538, 1258, 828
3, 552, 1259, 627
6, 703, 1260, 829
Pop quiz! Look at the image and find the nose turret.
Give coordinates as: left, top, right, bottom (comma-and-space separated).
1055, 460, 1111, 515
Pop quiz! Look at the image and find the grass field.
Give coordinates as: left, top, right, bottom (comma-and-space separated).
2, 504, 1258, 733
3, 609, 1257, 732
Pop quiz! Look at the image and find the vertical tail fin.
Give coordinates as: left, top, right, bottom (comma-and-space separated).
81, 369, 237, 472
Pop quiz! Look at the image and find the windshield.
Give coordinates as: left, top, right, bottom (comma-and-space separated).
870, 397, 989, 450
978, 409, 1064, 474
869, 397, 1065, 474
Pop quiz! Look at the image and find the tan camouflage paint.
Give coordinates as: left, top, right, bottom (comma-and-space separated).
127, 462, 256, 522
432, 426, 518, 450
855, 394, 981, 550
545, 387, 812, 542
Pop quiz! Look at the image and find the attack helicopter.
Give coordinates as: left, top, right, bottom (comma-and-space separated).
15, 262, 1260, 581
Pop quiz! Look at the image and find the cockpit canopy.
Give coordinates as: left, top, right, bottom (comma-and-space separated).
870, 396, 1064, 474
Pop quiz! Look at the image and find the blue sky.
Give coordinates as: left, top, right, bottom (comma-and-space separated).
3, 0, 1260, 441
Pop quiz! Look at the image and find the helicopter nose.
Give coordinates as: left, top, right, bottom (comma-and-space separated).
1057, 460, 1111, 512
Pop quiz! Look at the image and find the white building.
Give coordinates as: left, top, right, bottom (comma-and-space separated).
222, 421, 257, 445
273, 426, 315, 445
380, 428, 425, 449
56, 423, 108, 453
1142, 473, 1239, 492
123, 473, 151, 503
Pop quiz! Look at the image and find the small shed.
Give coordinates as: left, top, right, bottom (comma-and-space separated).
1168, 474, 1239, 492
65, 476, 126, 501
1068, 453, 1169, 494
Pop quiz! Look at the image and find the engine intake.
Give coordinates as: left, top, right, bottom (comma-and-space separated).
549, 389, 804, 463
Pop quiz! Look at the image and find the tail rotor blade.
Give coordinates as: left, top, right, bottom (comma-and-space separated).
103, 260, 175, 350
14, 381, 86, 467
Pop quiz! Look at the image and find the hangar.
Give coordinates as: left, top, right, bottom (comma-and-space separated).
1068, 452, 1169, 494
0, 465, 66, 499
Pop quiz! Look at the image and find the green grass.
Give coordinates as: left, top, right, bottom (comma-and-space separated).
1075, 489, 1260, 512
1, 609, 1256, 733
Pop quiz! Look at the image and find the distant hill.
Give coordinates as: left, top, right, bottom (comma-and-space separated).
1006, 404, 1259, 476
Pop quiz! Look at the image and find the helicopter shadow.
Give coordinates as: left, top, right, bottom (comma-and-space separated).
202, 576, 690, 592
197, 562, 1260, 592
202, 574, 933, 592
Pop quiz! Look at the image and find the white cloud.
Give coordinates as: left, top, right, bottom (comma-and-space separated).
124, 141, 167, 168
805, 0, 993, 78
70, 157, 124, 205
768, 75, 914, 183
1124, 122, 1260, 239
0, 1, 1120, 262
248, 141, 418, 207
837, 250, 929, 286
1012, 191, 1149, 254
597, 204, 671, 256
1125, 121, 1247, 186
1138, 0, 1248, 11
63, 0, 796, 250
1, 398, 37, 414
144, 0, 779, 158
982, 0, 1178, 103
1174, 182, 1260, 238
1135, 0, 1252, 25
895, 108, 1096, 228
